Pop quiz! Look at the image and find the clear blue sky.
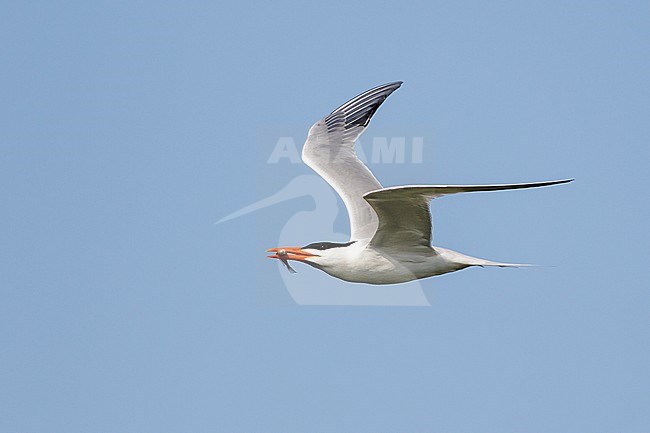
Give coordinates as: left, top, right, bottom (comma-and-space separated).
2, 1, 649, 432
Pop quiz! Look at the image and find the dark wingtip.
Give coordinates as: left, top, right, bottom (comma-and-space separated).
328, 82, 404, 129
367, 81, 403, 91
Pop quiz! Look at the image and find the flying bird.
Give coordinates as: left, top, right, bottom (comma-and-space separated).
267, 82, 572, 284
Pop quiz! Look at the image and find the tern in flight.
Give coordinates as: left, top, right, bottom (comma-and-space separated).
267, 82, 572, 284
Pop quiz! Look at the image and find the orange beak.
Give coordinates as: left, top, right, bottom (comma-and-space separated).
266, 247, 319, 261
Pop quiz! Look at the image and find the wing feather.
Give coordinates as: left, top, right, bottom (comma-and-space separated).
364, 179, 573, 249
302, 82, 403, 241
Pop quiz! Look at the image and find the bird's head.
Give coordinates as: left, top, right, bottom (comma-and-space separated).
267, 241, 355, 272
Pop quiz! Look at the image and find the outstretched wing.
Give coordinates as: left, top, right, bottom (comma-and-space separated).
302, 82, 402, 241
364, 179, 573, 250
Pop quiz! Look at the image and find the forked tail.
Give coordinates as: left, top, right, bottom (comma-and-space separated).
471, 258, 535, 268
435, 247, 536, 268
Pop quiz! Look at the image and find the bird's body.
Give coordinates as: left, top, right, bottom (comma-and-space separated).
303, 243, 467, 285
267, 82, 572, 285
278, 242, 527, 285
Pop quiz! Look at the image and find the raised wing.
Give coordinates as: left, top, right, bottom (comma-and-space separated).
364, 179, 573, 250
302, 82, 402, 241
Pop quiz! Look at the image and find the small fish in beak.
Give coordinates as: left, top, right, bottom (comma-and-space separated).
277, 249, 297, 273
266, 247, 319, 274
